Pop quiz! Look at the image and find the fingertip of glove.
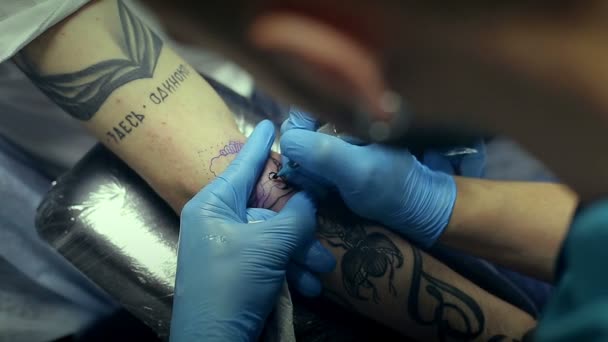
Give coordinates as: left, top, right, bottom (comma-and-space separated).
280, 119, 291, 135
244, 120, 276, 156
254, 119, 276, 137
280, 130, 317, 162
299, 278, 323, 298
257, 119, 273, 128
307, 240, 336, 273
280, 192, 317, 231
279, 129, 303, 147
289, 107, 318, 124
290, 191, 317, 213
287, 266, 323, 298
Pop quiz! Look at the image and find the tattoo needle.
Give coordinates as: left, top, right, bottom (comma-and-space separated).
276, 160, 299, 179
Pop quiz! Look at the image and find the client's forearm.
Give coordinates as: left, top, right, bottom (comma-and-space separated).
15, 0, 241, 212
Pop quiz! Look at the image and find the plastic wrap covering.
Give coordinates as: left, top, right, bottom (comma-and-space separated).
35, 76, 403, 341
0, 135, 117, 342
37, 145, 177, 338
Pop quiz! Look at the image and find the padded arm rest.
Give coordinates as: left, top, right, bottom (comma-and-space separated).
37, 144, 178, 338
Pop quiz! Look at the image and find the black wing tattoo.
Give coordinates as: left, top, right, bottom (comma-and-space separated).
14, 0, 163, 120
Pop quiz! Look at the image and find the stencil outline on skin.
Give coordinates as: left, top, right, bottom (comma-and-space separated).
208, 141, 245, 177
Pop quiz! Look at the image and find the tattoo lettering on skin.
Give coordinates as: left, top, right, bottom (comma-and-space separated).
105, 63, 190, 144
106, 111, 145, 143
149, 64, 191, 105
14, 0, 163, 121
317, 203, 403, 304
207, 141, 245, 177
249, 157, 295, 210
408, 246, 485, 341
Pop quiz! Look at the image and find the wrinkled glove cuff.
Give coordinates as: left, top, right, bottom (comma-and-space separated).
400, 162, 457, 248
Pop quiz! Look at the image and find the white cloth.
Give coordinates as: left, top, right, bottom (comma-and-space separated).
0, 0, 90, 64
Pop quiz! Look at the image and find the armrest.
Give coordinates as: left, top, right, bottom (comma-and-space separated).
37, 143, 177, 338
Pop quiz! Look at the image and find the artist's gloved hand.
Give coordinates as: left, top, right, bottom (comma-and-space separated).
171, 120, 324, 342
280, 109, 457, 248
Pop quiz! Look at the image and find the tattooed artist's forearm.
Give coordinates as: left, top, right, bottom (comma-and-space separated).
316, 199, 535, 341
317, 212, 403, 304
228, 154, 534, 340
15, 0, 162, 122
407, 247, 485, 340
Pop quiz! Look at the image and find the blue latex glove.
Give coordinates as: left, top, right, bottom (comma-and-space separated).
280, 109, 457, 248
171, 120, 329, 342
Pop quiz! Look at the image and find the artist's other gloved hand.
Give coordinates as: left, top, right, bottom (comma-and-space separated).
171, 120, 321, 342
280, 109, 457, 248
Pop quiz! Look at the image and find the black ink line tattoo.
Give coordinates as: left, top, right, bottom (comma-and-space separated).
408, 247, 485, 341
317, 204, 403, 304
317, 198, 486, 341
149, 64, 191, 105
105, 64, 190, 144
106, 111, 145, 143
14, 0, 163, 120
249, 157, 295, 210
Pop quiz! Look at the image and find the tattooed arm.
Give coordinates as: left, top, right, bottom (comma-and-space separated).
16, 1, 535, 339
254, 159, 536, 341
14, 0, 242, 212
